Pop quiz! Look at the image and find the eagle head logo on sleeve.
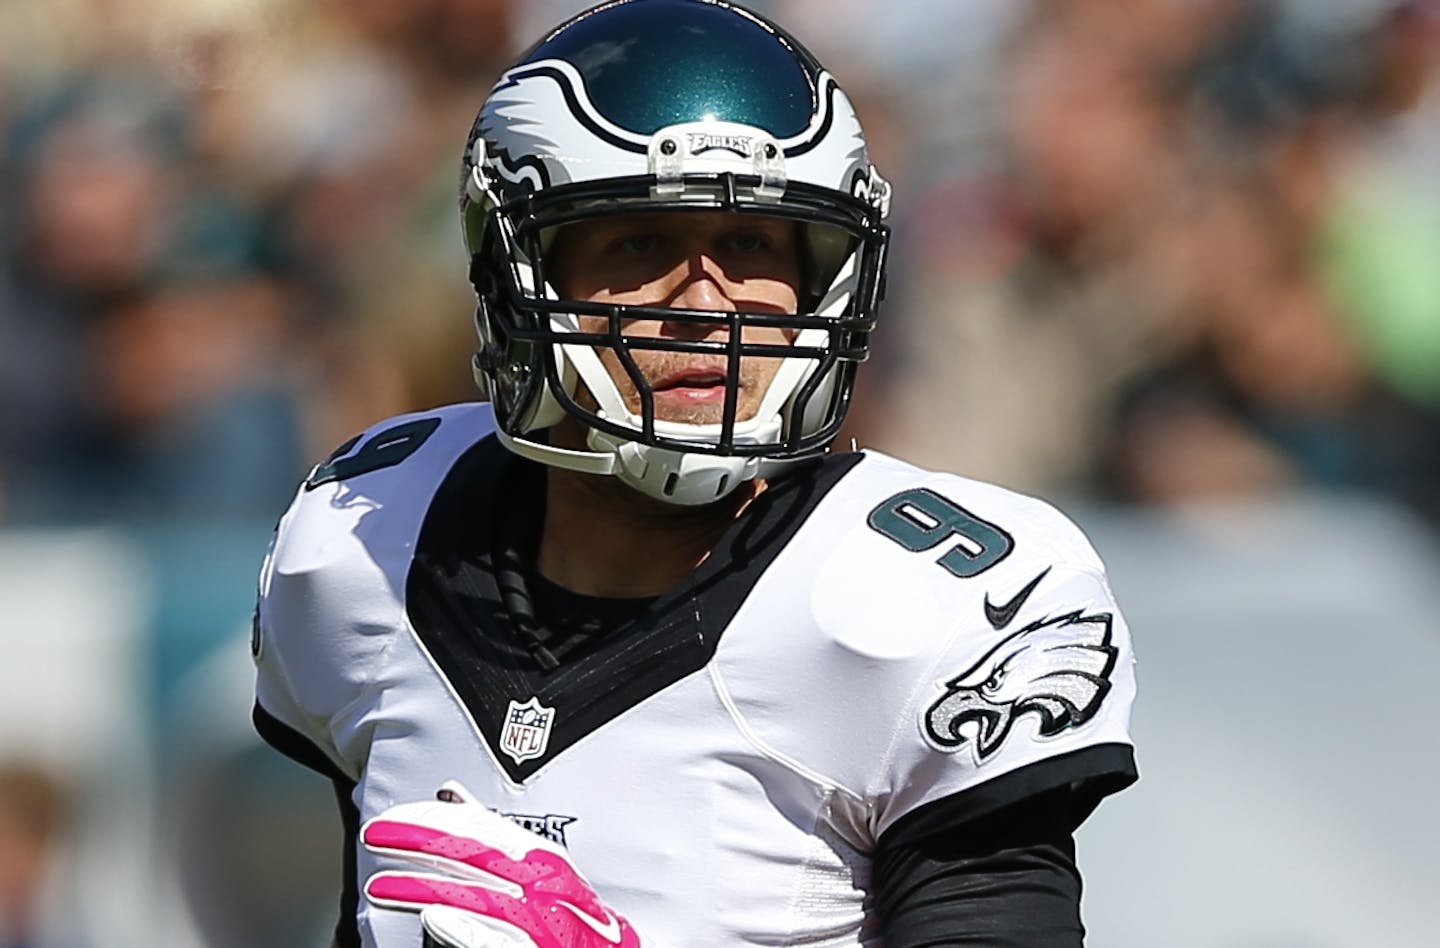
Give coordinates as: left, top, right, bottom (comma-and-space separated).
924, 611, 1118, 762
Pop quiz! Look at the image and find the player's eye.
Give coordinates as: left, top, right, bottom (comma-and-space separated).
724, 231, 771, 254
613, 233, 662, 255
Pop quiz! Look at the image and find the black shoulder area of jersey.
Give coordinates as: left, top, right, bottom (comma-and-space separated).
405, 438, 863, 782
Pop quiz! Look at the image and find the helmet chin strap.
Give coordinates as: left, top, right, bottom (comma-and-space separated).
587, 424, 771, 507
494, 422, 773, 506
494, 426, 618, 476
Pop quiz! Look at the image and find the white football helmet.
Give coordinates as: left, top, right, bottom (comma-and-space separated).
461, 0, 891, 505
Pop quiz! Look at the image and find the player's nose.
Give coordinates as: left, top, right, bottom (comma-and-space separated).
651, 252, 734, 340
672, 256, 737, 312
671, 267, 731, 312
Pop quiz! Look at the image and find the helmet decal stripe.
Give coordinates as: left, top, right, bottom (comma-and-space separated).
780, 74, 840, 159
489, 62, 849, 161
494, 62, 650, 154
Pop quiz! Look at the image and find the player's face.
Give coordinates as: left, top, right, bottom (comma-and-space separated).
550, 211, 801, 426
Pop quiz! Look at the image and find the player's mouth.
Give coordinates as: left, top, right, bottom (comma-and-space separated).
652, 368, 730, 404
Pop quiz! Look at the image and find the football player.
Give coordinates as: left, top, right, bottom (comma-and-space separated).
253, 1, 1138, 945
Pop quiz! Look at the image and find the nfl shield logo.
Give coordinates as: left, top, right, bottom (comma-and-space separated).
500, 696, 555, 764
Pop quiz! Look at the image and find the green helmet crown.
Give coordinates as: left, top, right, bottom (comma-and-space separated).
520, 0, 819, 138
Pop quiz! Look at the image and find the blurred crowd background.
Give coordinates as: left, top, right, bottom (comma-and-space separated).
1, 0, 1438, 946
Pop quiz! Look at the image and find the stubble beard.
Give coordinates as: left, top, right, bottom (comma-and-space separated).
609, 352, 783, 426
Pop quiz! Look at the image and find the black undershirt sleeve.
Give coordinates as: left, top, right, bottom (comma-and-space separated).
872, 788, 1087, 948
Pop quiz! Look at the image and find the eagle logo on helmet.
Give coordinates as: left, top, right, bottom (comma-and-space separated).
924, 611, 1117, 762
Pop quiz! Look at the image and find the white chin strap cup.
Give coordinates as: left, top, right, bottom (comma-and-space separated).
496, 424, 799, 507
588, 428, 764, 506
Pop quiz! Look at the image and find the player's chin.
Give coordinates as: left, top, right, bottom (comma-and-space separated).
653, 404, 731, 427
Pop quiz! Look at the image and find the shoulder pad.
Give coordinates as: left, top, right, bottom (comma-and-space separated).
253, 404, 499, 774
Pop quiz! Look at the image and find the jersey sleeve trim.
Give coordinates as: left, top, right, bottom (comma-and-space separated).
252, 701, 350, 784
878, 742, 1137, 851
873, 788, 1085, 947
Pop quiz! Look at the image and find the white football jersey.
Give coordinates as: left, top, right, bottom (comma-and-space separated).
254, 403, 1136, 947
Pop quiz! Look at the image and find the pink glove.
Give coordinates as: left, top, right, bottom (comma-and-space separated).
362, 781, 643, 948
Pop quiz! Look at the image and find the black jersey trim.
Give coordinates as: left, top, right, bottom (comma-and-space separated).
253, 704, 360, 946
252, 702, 349, 783
405, 438, 866, 782
332, 776, 361, 948
878, 742, 1137, 851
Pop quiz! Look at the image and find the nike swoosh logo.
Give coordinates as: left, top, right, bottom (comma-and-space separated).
983, 568, 1050, 630
556, 899, 623, 943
